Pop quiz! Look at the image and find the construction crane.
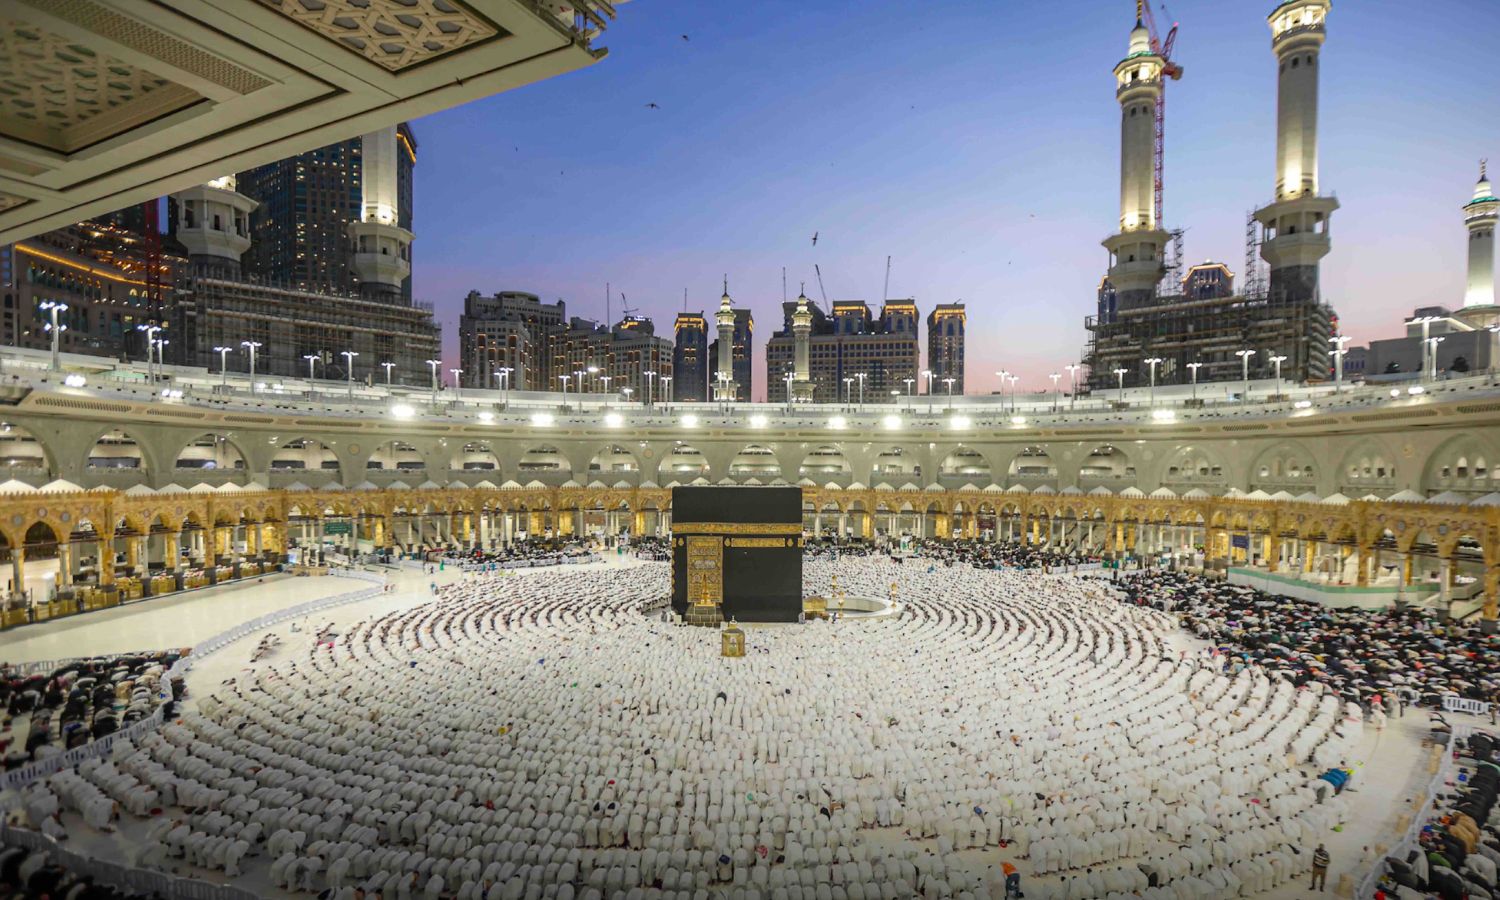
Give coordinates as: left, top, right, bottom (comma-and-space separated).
1138, 0, 1182, 228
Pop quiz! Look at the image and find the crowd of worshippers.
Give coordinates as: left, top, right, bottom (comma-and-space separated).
631, 536, 670, 561
1377, 729, 1500, 899
1112, 570, 1500, 713
1, 652, 183, 771
8, 559, 1368, 900
443, 539, 591, 569
913, 539, 1099, 572
0, 844, 148, 899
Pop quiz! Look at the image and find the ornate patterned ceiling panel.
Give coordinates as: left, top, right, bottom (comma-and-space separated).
0, 17, 200, 153
258, 0, 502, 72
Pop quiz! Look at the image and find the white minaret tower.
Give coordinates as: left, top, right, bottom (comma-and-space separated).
171, 175, 256, 278
348, 126, 413, 301
791, 290, 815, 403
1101, 11, 1170, 307
714, 278, 737, 401
1253, 0, 1339, 305
1464, 159, 1498, 309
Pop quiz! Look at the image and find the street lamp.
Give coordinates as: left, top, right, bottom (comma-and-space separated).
843, 377, 854, 410
660, 375, 672, 410
559, 374, 571, 404
1426, 336, 1445, 380
1065, 363, 1081, 410
1330, 336, 1350, 391
855, 372, 867, 410
213, 345, 232, 388
381, 361, 395, 386
241, 340, 262, 385
449, 368, 463, 400
903, 377, 915, 410
1186, 361, 1203, 401
1006, 374, 1019, 413
587, 365, 599, 393
1268, 354, 1287, 397
303, 353, 322, 387
39, 301, 68, 371
782, 371, 794, 413
644, 370, 656, 407
1415, 315, 1439, 382
1113, 367, 1128, 403
1144, 357, 1163, 407
1235, 349, 1256, 403
942, 376, 956, 409
1049, 372, 1061, 412
426, 359, 441, 403
137, 324, 161, 382
922, 369, 935, 414
154, 339, 169, 380
622, 387, 633, 404
496, 367, 513, 407
342, 350, 359, 398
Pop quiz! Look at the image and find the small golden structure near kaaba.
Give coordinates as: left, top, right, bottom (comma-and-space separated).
721, 619, 746, 657
803, 596, 828, 620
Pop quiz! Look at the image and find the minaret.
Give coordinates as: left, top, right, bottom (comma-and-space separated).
714, 278, 737, 401
348, 126, 413, 302
1252, 0, 1339, 306
1464, 159, 1498, 309
1100, 10, 1171, 310
791, 290, 815, 403
171, 175, 256, 279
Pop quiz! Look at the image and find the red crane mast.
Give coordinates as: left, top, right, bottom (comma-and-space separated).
1139, 0, 1182, 228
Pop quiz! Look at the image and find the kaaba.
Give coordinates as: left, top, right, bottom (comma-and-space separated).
671, 486, 803, 623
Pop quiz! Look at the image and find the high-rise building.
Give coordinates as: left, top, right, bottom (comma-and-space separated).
672, 312, 709, 402
926, 303, 966, 395
546, 316, 671, 401
458, 291, 567, 391
2, 218, 176, 359
766, 298, 920, 404
236, 124, 416, 301
168, 129, 438, 385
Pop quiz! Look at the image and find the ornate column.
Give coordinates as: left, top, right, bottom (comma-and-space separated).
1356, 544, 1372, 587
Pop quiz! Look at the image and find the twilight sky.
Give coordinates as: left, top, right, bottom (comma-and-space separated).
411, 0, 1500, 398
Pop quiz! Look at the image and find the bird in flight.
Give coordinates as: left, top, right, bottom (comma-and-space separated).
811, 231, 819, 246
645, 102, 660, 109
681, 34, 690, 41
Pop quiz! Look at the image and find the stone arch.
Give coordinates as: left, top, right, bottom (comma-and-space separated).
1423, 433, 1500, 496
85, 427, 152, 472
870, 445, 921, 480
517, 445, 570, 478
0, 420, 54, 479
172, 432, 249, 472
589, 444, 640, 476
1078, 444, 1134, 484
1247, 441, 1318, 491
1158, 444, 1227, 486
727, 444, 780, 479
800, 445, 851, 478
368, 440, 426, 473
1336, 437, 1399, 496
270, 437, 338, 471
452, 441, 501, 471
659, 443, 708, 480
1007, 445, 1056, 480
939, 446, 991, 481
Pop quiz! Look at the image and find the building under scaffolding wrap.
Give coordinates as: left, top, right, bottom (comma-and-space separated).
171, 276, 440, 386
1084, 283, 1333, 391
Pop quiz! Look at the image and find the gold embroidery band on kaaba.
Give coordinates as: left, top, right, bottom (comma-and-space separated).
673, 523, 802, 536
725, 537, 801, 548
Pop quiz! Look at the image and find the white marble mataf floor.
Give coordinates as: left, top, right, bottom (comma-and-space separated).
0, 557, 1472, 899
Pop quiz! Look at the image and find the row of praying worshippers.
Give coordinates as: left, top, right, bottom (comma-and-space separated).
14, 558, 1360, 899
911, 539, 1099, 572
1, 650, 183, 773
1112, 570, 1500, 712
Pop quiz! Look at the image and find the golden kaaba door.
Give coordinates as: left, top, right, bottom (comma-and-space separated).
686, 536, 724, 606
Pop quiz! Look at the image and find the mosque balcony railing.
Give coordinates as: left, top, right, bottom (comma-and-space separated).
7, 346, 1500, 438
